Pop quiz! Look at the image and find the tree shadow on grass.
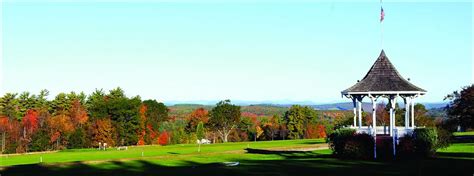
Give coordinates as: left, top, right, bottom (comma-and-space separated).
2, 151, 473, 176
245, 148, 313, 155
299, 141, 326, 145
437, 152, 474, 159
453, 136, 474, 143
245, 148, 332, 159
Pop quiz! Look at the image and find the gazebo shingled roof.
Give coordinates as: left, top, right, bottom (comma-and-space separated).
342, 50, 426, 95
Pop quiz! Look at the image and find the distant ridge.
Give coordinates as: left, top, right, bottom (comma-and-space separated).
167, 101, 447, 111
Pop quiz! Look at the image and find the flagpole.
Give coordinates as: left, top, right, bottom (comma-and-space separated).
381, 20, 383, 50
380, 1, 384, 50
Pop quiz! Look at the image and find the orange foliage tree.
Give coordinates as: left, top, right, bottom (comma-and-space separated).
47, 114, 75, 149
90, 118, 115, 147
70, 99, 88, 127
304, 124, 326, 139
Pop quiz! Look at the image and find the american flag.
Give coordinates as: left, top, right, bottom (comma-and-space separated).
380, 7, 385, 22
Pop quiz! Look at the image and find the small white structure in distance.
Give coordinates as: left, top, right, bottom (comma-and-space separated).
196, 139, 211, 144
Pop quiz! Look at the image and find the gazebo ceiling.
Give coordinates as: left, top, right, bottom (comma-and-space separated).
342, 50, 426, 95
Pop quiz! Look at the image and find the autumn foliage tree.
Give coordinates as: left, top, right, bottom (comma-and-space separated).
18, 109, 40, 152
158, 131, 169, 146
70, 99, 88, 127
186, 108, 209, 133
47, 114, 75, 149
90, 118, 115, 147
304, 124, 327, 139
22, 109, 39, 137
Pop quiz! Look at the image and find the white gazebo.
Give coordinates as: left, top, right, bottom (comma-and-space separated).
341, 50, 426, 158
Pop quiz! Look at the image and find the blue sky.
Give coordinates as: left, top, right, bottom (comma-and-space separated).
1, 1, 472, 104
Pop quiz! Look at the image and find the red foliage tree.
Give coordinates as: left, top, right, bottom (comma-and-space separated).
158, 131, 169, 146
22, 109, 39, 137
186, 108, 209, 132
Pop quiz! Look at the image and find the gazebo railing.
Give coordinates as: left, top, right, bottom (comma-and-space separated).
349, 126, 414, 137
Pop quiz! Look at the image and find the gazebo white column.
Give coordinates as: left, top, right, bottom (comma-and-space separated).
411, 96, 415, 128
370, 95, 377, 159
390, 96, 398, 157
389, 98, 393, 136
393, 99, 396, 131
389, 96, 397, 137
370, 96, 377, 133
404, 97, 411, 129
352, 97, 357, 127
357, 96, 363, 128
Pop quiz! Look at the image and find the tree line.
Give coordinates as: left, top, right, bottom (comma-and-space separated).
0, 88, 339, 154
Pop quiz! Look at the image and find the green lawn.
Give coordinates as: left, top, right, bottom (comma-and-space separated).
0, 139, 325, 166
1, 139, 473, 176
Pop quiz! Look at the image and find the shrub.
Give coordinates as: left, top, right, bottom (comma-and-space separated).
413, 128, 438, 157
328, 128, 374, 159
344, 133, 374, 159
435, 128, 452, 149
328, 128, 355, 156
398, 128, 451, 158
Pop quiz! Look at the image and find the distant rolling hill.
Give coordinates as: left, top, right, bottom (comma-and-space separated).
168, 102, 447, 118
311, 102, 447, 111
